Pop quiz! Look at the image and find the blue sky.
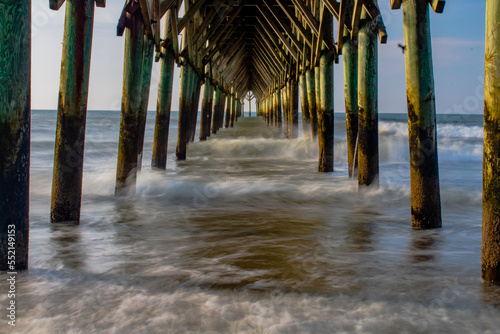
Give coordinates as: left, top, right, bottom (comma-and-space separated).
32, 0, 487, 114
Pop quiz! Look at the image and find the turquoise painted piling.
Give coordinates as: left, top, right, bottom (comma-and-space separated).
357, 9, 379, 187
152, 10, 176, 169
0, 0, 31, 270
51, 0, 95, 222
343, 29, 359, 178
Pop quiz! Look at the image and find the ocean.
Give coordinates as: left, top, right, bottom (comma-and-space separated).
2, 110, 500, 333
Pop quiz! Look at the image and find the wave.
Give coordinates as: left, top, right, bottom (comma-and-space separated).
379, 122, 483, 140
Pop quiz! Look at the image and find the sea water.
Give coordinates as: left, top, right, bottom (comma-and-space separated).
1, 110, 500, 333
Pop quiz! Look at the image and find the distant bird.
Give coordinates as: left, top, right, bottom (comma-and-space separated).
398, 43, 406, 54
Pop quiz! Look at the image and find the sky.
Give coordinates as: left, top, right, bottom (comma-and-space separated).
31, 0, 487, 114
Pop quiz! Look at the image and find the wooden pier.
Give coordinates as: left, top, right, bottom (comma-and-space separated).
2, 0, 500, 285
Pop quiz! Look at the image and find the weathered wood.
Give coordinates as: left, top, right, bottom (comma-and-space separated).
290, 80, 299, 139
0, 0, 31, 270
51, 0, 95, 223
139, 0, 154, 40
317, 10, 334, 172
343, 28, 359, 179
50, 0, 66, 11
176, 63, 192, 161
429, 0, 445, 14
200, 78, 212, 140
306, 68, 318, 139
391, 0, 402, 10
277, 88, 283, 128
403, 0, 441, 229
300, 74, 311, 139
95, 0, 106, 8
225, 94, 231, 128
116, 10, 144, 195
315, 66, 321, 139
137, 34, 155, 171
482, 0, 500, 284
152, 11, 175, 169
357, 8, 379, 187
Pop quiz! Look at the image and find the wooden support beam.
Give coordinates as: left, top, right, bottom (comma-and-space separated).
290, 0, 320, 34
152, 0, 161, 52
51, 0, 95, 222
170, 6, 179, 60
262, 0, 306, 52
152, 10, 176, 169
323, 0, 340, 20
482, 0, 500, 286
429, 0, 445, 13
357, 8, 378, 187
95, 0, 106, 7
351, 0, 364, 39
160, 0, 176, 17
257, 5, 299, 61
343, 28, 358, 178
116, 10, 145, 195
139, 0, 154, 40
274, 0, 314, 47
50, 0, 66, 10
391, 0, 402, 9
318, 8, 334, 172
337, 0, 347, 54
0, 0, 31, 270
402, 0, 441, 227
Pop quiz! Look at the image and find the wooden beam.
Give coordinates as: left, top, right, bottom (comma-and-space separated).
351, 0, 363, 40
323, 0, 340, 20
429, 0, 445, 13
261, 0, 305, 53
170, 7, 179, 60
50, 0, 65, 11
391, 0, 402, 10
314, 3, 326, 66
257, 5, 298, 61
274, 0, 314, 47
95, 0, 106, 7
336, 0, 347, 54
139, 0, 154, 39
152, 0, 161, 52
290, 0, 320, 34
160, 0, 176, 18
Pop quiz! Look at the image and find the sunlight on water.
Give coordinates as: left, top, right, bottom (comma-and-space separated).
1, 111, 499, 333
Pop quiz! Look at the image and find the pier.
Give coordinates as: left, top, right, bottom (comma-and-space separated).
1, 0, 500, 286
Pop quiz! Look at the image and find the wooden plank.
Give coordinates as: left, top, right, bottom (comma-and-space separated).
257, 4, 298, 61
323, 0, 340, 21
274, 0, 314, 47
95, 0, 106, 8
290, 0, 320, 34
336, 0, 347, 55
170, 7, 179, 60
391, 0, 402, 10
429, 0, 445, 13
50, 0, 66, 11
261, 0, 305, 53
152, 0, 161, 51
177, 0, 208, 33
139, 0, 154, 39
191, 5, 222, 45
314, 3, 326, 66
160, 0, 176, 18
351, 0, 363, 40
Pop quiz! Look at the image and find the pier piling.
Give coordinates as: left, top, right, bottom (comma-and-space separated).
0, 0, 31, 270
317, 8, 334, 173
357, 8, 379, 187
116, 8, 144, 194
152, 9, 176, 169
402, 0, 441, 228
482, 0, 500, 283
51, 0, 95, 222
